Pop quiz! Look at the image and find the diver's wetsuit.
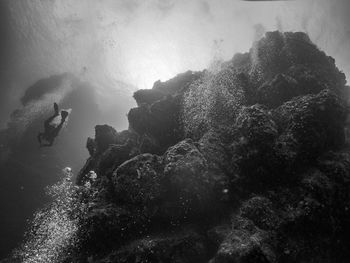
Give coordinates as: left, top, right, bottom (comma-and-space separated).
38, 103, 68, 147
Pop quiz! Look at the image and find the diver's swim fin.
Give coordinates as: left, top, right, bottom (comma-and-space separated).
61, 110, 69, 121
54, 103, 59, 115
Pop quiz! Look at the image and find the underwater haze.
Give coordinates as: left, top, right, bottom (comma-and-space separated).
0, 0, 350, 260
1, 0, 350, 128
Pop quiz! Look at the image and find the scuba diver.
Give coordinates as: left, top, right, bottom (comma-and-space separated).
37, 103, 69, 147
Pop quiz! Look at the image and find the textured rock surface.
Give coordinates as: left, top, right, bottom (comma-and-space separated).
231, 104, 279, 187
96, 228, 207, 263
162, 139, 222, 219
128, 95, 183, 152
113, 154, 164, 208
273, 90, 347, 168
12, 31, 350, 263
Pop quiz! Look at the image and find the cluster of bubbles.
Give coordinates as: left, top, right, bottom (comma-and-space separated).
182, 61, 246, 139
16, 167, 87, 263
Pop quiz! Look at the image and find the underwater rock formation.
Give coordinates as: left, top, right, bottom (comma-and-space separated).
11, 31, 350, 263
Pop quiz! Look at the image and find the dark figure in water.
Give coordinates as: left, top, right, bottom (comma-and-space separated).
37, 103, 69, 147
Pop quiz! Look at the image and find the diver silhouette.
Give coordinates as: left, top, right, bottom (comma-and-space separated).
37, 103, 69, 147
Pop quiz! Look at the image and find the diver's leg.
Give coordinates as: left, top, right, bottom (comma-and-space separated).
42, 109, 68, 147
55, 119, 65, 133
48, 110, 68, 130
44, 116, 56, 131
46, 114, 67, 146
44, 103, 60, 130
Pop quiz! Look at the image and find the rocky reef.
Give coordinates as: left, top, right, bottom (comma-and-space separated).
10, 31, 350, 263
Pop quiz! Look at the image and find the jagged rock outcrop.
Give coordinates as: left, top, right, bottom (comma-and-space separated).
210, 216, 276, 263
133, 71, 202, 106
231, 104, 279, 187
273, 90, 346, 164
77, 126, 139, 184
113, 154, 164, 210
162, 139, 227, 218
128, 95, 183, 152
182, 31, 348, 139
13, 31, 350, 263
